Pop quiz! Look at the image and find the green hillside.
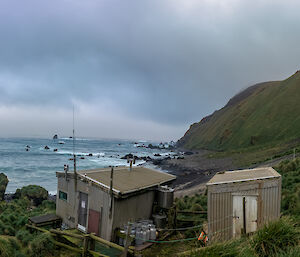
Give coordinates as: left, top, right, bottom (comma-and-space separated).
178, 71, 300, 151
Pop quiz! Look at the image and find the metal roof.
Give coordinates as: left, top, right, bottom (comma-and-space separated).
77, 166, 176, 195
206, 167, 281, 185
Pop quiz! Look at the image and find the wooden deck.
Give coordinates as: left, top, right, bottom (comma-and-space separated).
29, 213, 62, 228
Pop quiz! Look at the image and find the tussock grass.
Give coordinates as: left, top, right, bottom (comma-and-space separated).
251, 217, 300, 257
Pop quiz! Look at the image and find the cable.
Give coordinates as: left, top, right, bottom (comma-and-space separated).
133, 225, 233, 244
127, 215, 234, 244
156, 214, 233, 232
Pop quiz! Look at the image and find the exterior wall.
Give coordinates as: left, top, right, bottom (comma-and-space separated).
56, 173, 114, 241
207, 177, 281, 241
112, 191, 155, 232
56, 174, 77, 229
76, 177, 113, 241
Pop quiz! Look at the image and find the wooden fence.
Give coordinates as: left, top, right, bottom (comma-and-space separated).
26, 224, 134, 257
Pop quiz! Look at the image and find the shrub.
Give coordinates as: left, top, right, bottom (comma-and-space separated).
251, 217, 300, 257
3, 224, 15, 236
15, 252, 26, 257
16, 229, 33, 247
190, 239, 242, 257
275, 246, 300, 257
17, 185, 48, 206
0, 237, 20, 257
0, 238, 14, 257
29, 233, 56, 257
192, 204, 203, 212
0, 173, 8, 201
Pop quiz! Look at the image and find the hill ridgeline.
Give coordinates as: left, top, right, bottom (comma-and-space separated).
178, 71, 300, 151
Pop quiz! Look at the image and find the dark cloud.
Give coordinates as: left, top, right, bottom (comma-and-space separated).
0, 0, 300, 140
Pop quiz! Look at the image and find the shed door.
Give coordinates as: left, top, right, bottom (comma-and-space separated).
78, 192, 88, 232
245, 196, 257, 233
88, 209, 101, 235
232, 195, 257, 237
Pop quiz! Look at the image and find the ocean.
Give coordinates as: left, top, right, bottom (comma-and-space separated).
0, 137, 173, 194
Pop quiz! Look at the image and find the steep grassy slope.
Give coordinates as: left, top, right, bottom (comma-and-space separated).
178, 71, 300, 150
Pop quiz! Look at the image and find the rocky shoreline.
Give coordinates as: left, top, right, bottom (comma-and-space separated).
145, 149, 238, 195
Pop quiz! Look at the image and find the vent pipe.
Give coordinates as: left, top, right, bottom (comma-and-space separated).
64, 164, 69, 181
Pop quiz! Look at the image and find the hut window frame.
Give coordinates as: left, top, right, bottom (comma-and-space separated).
59, 191, 68, 201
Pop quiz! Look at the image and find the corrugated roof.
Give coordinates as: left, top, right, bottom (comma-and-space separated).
77, 166, 176, 195
206, 167, 280, 185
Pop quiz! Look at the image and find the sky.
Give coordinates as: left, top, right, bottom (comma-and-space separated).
0, 0, 300, 141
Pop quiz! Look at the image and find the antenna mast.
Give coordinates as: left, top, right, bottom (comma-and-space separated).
73, 105, 77, 182
73, 106, 77, 172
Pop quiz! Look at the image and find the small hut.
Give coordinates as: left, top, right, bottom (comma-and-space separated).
56, 166, 176, 241
206, 167, 281, 241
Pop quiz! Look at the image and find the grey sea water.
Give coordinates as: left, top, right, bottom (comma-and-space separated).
0, 137, 172, 194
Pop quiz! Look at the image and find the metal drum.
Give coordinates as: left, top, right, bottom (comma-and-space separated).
152, 214, 167, 229
140, 229, 147, 243
157, 186, 174, 209
135, 228, 143, 246
149, 224, 156, 240
142, 225, 150, 241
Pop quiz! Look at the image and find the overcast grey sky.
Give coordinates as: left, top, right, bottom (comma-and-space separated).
0, 0, 299, 141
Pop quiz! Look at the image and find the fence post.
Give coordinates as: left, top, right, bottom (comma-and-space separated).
90, 233, 95, 251
82, 234, 89, 257
121, 222, 132, 257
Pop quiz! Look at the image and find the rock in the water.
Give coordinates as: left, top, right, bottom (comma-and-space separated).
44, 146, 50, 150
121, 153, 133, 159
53, 149, 58, 152
88, 153, 93, 156
154, 153, 161, 157
141, 156, 152, 161
53, 134, 58, 140
120, 153, 140, 160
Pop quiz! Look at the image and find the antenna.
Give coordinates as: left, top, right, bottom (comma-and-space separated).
72, 105, 77, 189
73, 105, 76, 172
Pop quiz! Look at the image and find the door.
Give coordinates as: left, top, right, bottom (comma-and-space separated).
245, 196, 257, 233
232, 195, 244, 238
232, 195, 257, 238
88, 209, 101, 235
78, 192, 88, 232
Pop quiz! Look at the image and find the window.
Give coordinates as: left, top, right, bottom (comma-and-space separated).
59, 191, 68, 201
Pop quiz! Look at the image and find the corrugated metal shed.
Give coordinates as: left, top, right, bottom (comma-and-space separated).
77, 166, 176, 195
207, 167, 281, 241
